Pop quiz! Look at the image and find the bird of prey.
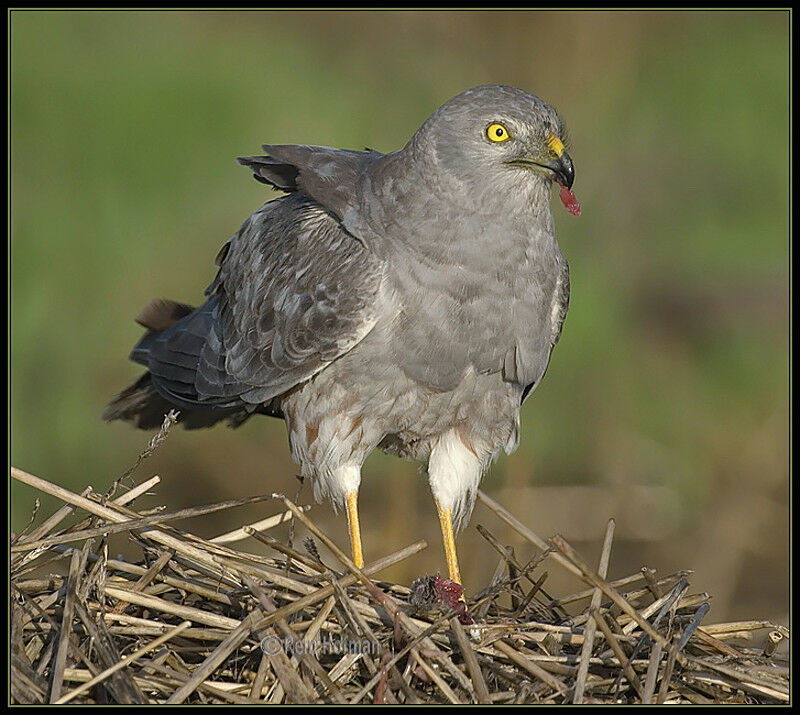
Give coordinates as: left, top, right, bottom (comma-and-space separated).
104, 84, 578, 585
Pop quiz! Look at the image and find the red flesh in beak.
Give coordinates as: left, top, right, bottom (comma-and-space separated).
559, 184, 581, 216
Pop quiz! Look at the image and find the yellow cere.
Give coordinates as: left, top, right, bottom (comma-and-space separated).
547, 134, 564, 157
486, 122, 510, 142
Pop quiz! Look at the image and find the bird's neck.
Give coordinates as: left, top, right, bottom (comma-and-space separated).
353, 150, 557, 265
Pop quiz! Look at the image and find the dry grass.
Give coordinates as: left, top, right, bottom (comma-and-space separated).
10, 418, 789, 704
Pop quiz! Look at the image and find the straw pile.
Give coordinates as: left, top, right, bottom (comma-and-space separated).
10, 422, 789, 704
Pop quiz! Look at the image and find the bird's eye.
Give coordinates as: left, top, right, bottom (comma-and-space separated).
486, 123, 510, 143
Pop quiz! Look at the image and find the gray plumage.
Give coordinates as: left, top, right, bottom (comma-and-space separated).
105, 84, 575, 531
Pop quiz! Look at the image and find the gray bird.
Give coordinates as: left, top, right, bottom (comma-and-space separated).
104, 84, 577, 584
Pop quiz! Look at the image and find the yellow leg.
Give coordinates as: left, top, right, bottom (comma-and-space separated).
435, 500, 462, 585
346, 490, 364, 569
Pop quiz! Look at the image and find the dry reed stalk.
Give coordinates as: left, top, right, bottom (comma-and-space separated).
449, 615, 491, 704
11, 460, 789, 704
573, 517, 615, 703
55, 620, 191, 703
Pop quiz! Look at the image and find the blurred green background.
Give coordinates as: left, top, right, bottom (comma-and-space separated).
10, 11, 788, 623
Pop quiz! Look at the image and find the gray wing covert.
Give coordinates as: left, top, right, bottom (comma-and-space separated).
237, 144, 382, 222
210, 193, 386, 406
518, 250, 570, 404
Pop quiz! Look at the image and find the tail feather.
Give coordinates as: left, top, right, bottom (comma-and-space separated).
105, 297, 282, 431
135, 298, 195, 332
103, 373, 248, 430
103, 373, 176, 429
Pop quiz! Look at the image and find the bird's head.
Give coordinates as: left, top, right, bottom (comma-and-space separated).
408, 84, 577, 215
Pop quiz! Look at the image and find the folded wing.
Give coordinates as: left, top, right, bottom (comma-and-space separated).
129, 146, 386, 413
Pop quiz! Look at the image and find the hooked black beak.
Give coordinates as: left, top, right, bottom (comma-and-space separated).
547, 150, 575, 190
505, 150, 576, 190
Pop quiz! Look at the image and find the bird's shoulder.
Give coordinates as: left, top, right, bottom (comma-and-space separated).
237, 144, 382, 223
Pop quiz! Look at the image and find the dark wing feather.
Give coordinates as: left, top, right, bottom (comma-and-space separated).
132, 295, 244, 409
210, 192, 385, 405
237, 144, 382, 221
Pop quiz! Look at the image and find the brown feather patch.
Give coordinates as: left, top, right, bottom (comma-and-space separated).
135, 299, 195, 332
456, 425, 480, 459
305, 422, 320, 447
345, 416, 363, 438
214, 241, 231, 267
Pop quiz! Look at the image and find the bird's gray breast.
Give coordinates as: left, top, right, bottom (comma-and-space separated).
380, 211, 566, 394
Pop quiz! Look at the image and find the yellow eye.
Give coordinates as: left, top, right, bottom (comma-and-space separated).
486, 122, 510, 142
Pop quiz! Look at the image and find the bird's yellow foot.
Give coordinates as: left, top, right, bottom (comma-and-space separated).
435, 500, 462, 585
346, 490, 364, 569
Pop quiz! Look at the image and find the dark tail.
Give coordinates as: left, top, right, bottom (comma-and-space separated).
103, 298, 258, 430
103, 371, 252, 429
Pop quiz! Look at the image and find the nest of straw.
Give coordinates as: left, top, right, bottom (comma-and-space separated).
10, 421, 789, 704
